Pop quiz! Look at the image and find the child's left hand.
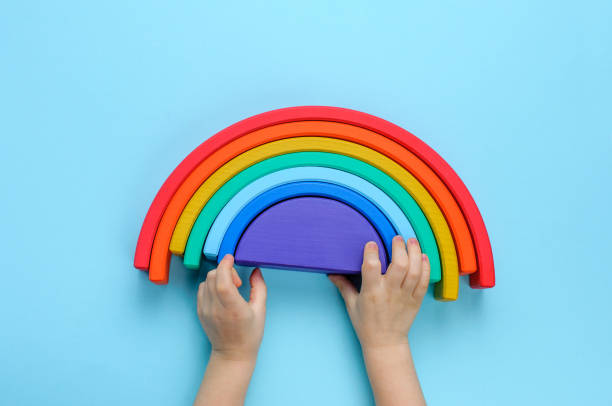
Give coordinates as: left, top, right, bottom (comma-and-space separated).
194, 255, 267, 405
197, 254, 267, 363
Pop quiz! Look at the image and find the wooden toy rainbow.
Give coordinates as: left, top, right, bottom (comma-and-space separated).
134, 106, 495, 301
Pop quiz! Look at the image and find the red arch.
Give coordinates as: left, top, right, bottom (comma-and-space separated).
134, 106, 494, 288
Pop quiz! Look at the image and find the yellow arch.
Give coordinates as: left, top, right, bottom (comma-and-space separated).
170, 136, 458, 301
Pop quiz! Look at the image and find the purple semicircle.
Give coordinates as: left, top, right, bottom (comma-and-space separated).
234, 196, 388, 274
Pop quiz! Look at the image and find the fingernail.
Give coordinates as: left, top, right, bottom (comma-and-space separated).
422, 253, 428, 261
409, 238, 417, 245
365, 241, 377, 249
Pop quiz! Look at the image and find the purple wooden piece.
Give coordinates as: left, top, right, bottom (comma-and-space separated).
234, 196, 388, 274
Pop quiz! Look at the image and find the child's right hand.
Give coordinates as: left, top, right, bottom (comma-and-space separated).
329, 237, 430, 405
328, 236, 430, 351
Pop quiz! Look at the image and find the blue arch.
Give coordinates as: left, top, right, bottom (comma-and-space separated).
218, 181, 397, 267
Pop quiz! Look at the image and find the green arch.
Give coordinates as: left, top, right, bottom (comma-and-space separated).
183, 151, 441, 283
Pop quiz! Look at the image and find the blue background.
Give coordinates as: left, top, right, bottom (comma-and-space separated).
1, 1, 611, 405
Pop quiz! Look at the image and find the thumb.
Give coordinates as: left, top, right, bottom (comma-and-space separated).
328, 274, 358, 308
248, 268, 267, 313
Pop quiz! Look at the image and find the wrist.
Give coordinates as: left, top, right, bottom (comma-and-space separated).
361, 338, 411, 361
210, 348, 259, 365
360, 337, 425, 406
198, 349, 258, 405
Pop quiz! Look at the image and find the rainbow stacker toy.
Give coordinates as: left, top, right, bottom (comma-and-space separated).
134, 106, 495, 301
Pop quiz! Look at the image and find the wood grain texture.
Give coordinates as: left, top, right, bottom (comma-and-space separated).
234, 196, 388, 274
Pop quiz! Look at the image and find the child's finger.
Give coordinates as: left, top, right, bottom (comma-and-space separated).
248, 268, 267, 314
206, 269, 221, 306
413, 254, 430, 300
386, 236, 409, 287
402, 238, 422, 291
205, 269, 217, 291
361, 241, 382, 290
328, 274, 358, 309
216, 254, 244, 307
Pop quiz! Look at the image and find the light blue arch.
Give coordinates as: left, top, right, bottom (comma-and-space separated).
203, 166, 416, 260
